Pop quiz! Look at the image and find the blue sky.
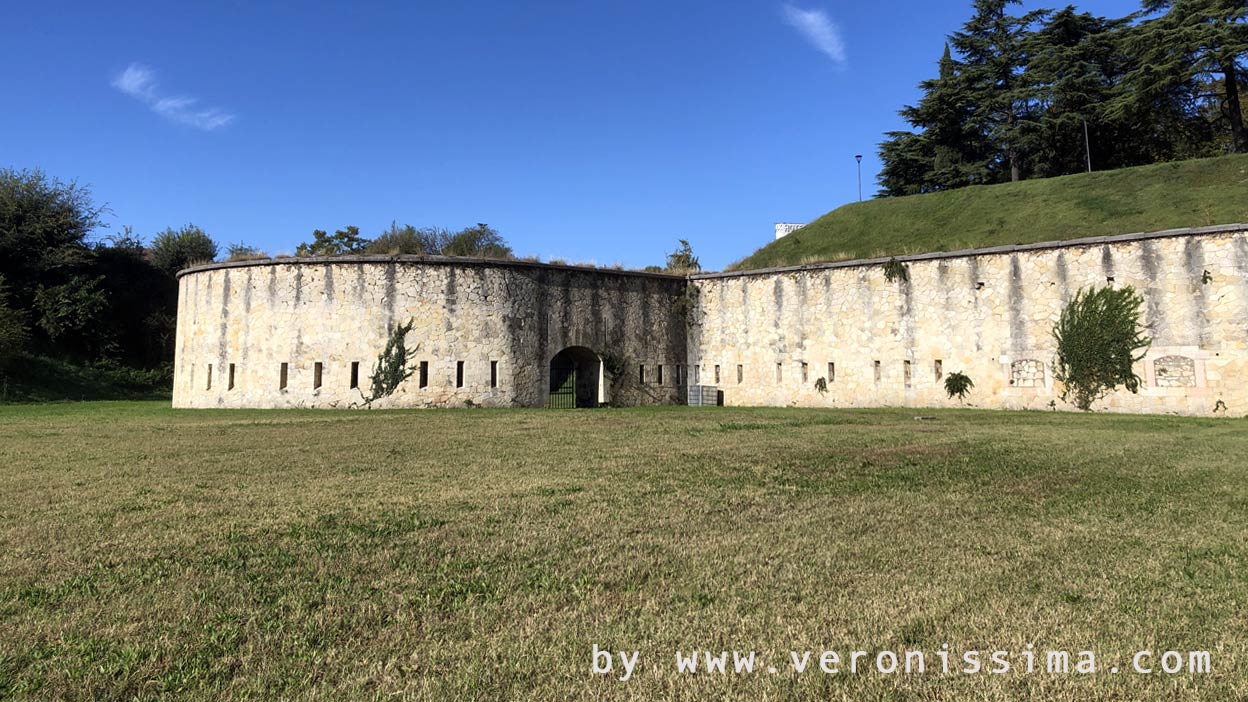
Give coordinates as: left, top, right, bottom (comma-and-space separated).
3, 0, 1139, 270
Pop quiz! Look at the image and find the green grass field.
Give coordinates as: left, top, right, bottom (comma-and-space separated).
732, 154, 1248, 270
1, 403, 1245, 700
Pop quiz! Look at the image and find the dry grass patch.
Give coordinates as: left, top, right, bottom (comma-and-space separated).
0, 404, 1244, 700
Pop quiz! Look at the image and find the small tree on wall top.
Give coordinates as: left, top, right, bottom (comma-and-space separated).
1052, 285, 1151, 411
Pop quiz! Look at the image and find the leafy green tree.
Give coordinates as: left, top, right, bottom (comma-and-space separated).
665, 239, 701, 273
365, 222, 446, 255
0, 168, 101, 313
94, 230, 177, 367
1053, 285, 1152, 410
0, 274, 29, 368
33, 275, 109, 354
439, 224, 513, 258
149, 225, 218, 275
296, 226, 370, 256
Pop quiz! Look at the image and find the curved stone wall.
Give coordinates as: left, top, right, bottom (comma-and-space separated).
688, 226, 1248, 415
173, 257, 688, 408
175, 225, 1248, 415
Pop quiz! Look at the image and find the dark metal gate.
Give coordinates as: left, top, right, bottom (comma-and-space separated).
548, 364, 577, 408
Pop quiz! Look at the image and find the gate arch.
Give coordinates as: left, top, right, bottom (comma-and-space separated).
548, 346, 602, 408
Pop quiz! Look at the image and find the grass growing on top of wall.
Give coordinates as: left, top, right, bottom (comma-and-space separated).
1, 402, 1245, 700
731, 153, 1248, 270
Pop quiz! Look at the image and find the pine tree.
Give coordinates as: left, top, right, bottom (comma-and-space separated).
877, 45, 995, 196
950, 0, 1050, 182
1128, 0, 1248, 153
1021, 8, 1132, 176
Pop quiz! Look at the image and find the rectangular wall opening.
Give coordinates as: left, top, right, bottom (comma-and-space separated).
456, 361, 465, 388
775, 363, 783, 384
490, 360, 498, 388
828, 362, 835, 383
206, 364, 213, 390
873, 360, 881, 383
419, 361, 429, 388
280, 363, 288, 390
934, 359, 943, 382
228, 363, 236, 390
639, 364, 646, 384
693, 365, 700, 384
714, 365, 721, 384
737, 364, 743, 384
657, 364, 664, 385
313, 362, 323, 389
350, 361, 360, 389
903, 360, 912, 388
801, 362, 808, 383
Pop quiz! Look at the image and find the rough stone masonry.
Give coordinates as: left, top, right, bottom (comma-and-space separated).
174, 224, 1248, 415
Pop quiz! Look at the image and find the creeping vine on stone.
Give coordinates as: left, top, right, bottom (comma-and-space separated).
814, 377, 828, 394
599, 350, 627, 379
360, 318, 418, 406
1052, 285, 1151, 411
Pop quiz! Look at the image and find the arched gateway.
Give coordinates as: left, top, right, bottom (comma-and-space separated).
548, 346, 603, 408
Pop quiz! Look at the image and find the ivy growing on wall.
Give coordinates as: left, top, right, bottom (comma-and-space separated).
1052, 286, 1151, 411
361, 319, 418, 406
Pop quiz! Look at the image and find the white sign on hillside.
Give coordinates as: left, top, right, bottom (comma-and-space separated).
775, 222, 806, 240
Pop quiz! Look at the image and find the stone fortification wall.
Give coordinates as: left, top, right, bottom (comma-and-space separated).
173, 257, 687, 409
688, 226, 1248, 415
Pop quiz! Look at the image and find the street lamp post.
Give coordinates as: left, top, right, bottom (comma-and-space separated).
855, 154, 863, 202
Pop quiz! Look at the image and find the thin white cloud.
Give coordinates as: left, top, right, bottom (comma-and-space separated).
782, 4, 847, 66
111, 63, 235, 131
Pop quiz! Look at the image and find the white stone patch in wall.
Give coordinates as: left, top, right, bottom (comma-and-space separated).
1010, 359, 1045, 388
1154, 355, 1197, 388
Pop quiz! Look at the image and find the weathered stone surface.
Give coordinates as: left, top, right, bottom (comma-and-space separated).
175, 227, 1248, 415
174, 259, 687, 409
688, 227, 1248, 415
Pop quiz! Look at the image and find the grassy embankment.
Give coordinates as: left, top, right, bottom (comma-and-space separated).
733, 153, 1248, 270
0, 403, 1245, 700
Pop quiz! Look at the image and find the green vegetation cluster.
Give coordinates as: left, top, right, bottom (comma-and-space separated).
295, 222, 514, 259
879, 0, 1248, 197
1053, 285, 1153, 409
360, 319, 418, 407
0, 169, 215, 400
0, 168, 517, 401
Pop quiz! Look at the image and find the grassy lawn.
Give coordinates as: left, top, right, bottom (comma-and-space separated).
732, 153, 1248, 269
0, 403, 1245, 700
